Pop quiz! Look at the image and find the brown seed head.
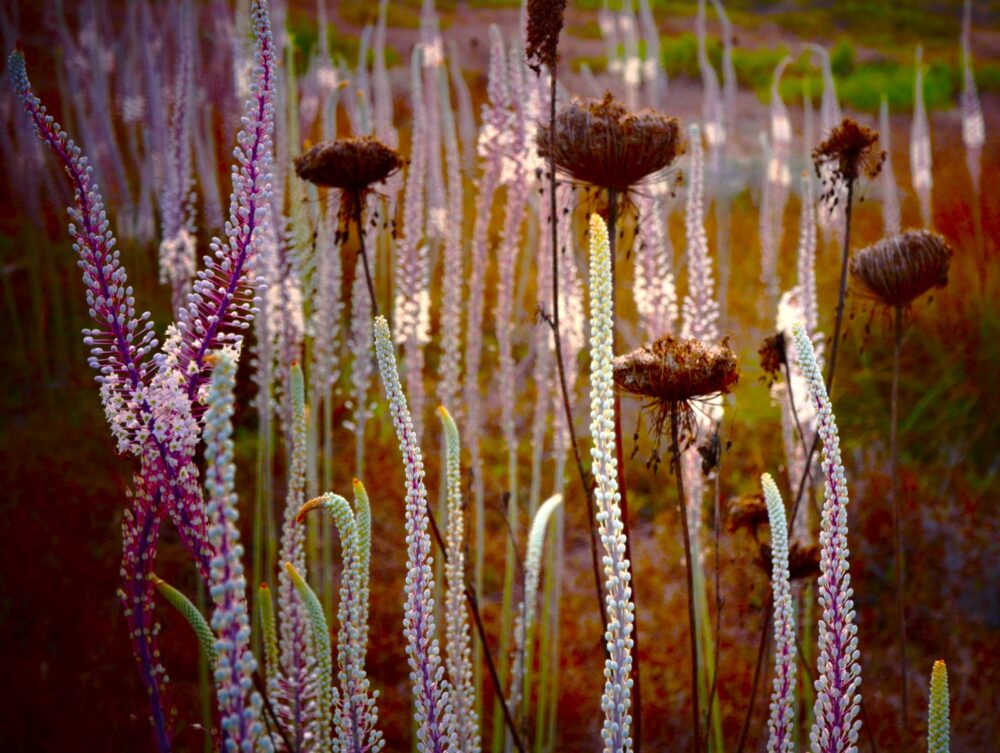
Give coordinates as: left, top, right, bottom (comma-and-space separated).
536, 93, 684, 191
526, 0, 568, 72
758, 540, 822, 581
850, 229, 953, 308
758, 333, 786, 385
294, 136, 402, 193
812, 117, 885, 185
727, 493, 769, 534
614, 334, 739, 405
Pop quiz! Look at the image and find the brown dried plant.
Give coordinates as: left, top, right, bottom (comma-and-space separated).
850, 229, 953, 308
812, 117, 886, 196
526, 0, 568, 72
536, 93, 684, 193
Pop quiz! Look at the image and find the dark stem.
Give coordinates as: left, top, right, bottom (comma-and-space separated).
824, 177, 854, 396
705, 464, 724, 743
543, 65, 608, 634
672, 403, 701, 753
253, 670, 295, 753
353, 197, 379, 317
891, 304, 908, 744
425, 505, 526, 753
735, 593, 772, 753
608, 186, 642, 749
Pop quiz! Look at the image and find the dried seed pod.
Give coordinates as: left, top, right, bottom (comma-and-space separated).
812, 117, 886, 186
758, 540, 822, 581
758, 333, 787, 385
294, 136, 402, 223
526, 0, 568, 72
850, 229, 953, 308
727, 493, 769, 534
613, 334, 739, 404
536, 92, 684, 192
294, 136, 402, 192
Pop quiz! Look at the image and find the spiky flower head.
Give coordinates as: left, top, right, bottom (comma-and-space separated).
849, 229, 952, 308
526, 0, 568, 72
792, 323, 862, 753
588, 213, 635, 753
928, 660, 950, 753
761, 473, 796, 753
373, 315, 455, 753
812, 118, 885, 189
536, 92, 683, 192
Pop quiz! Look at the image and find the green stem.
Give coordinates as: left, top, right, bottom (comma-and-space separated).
673, 404, 701, 753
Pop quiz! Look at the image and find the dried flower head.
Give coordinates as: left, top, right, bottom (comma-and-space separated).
526, 0, 568, 72
615, 334, 738, 462
850, 229, 953, 308
614, 334, 739, 405
727, 493, 769, 535
536, 92, 684, 192
758, 333, 787, 386
294, 136, 402, 223
812, 117, 886, 187
759, 540, 822, 582
294, 136, 402, 192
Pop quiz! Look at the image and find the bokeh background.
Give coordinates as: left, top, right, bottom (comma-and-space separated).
1, 1, 998, 752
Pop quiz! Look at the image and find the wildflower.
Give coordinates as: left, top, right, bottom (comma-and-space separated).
849, 229, 952, 308
761, 473, 796, 753
536, 92, 683, 193
927, 660, 950, 753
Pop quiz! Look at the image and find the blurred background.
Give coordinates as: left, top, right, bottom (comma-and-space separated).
1, 1, 997, 752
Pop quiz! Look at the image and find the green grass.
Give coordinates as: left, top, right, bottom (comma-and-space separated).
573, 32, 999, 113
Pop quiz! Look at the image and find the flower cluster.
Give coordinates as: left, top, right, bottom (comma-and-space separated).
792, 323, 863, 753
203, 349, 269, 752
588, 214, 635, 753
173, 0, 276, 410
374, 315, 455, 753
761, 473, 796, 753
298, 489, 384, 753
438, 407, 480, 753
927, 660, 950, 753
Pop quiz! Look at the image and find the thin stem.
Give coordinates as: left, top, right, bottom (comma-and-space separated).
705, 464, 724, 743
735, 593, 772, 753
353, 198, 379, 317
825, 178, 854, 396
424, 503, 526, 753
891, 304, 908, 743
673, 404, 701, 753
543, 67, 607, 634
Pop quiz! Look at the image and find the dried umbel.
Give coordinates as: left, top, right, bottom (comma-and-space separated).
727, 493, 769, 535
294, 135, 402, 192
812, 117, 885, 187
850, 229, 953, 308
294, 136, 402, 219
536, 92, 684, 192
526, 0, 568, 72
615, 334, 738, 461
614, 334, 739, 405
758, 332, 787, 385
759, 540, 822, 582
